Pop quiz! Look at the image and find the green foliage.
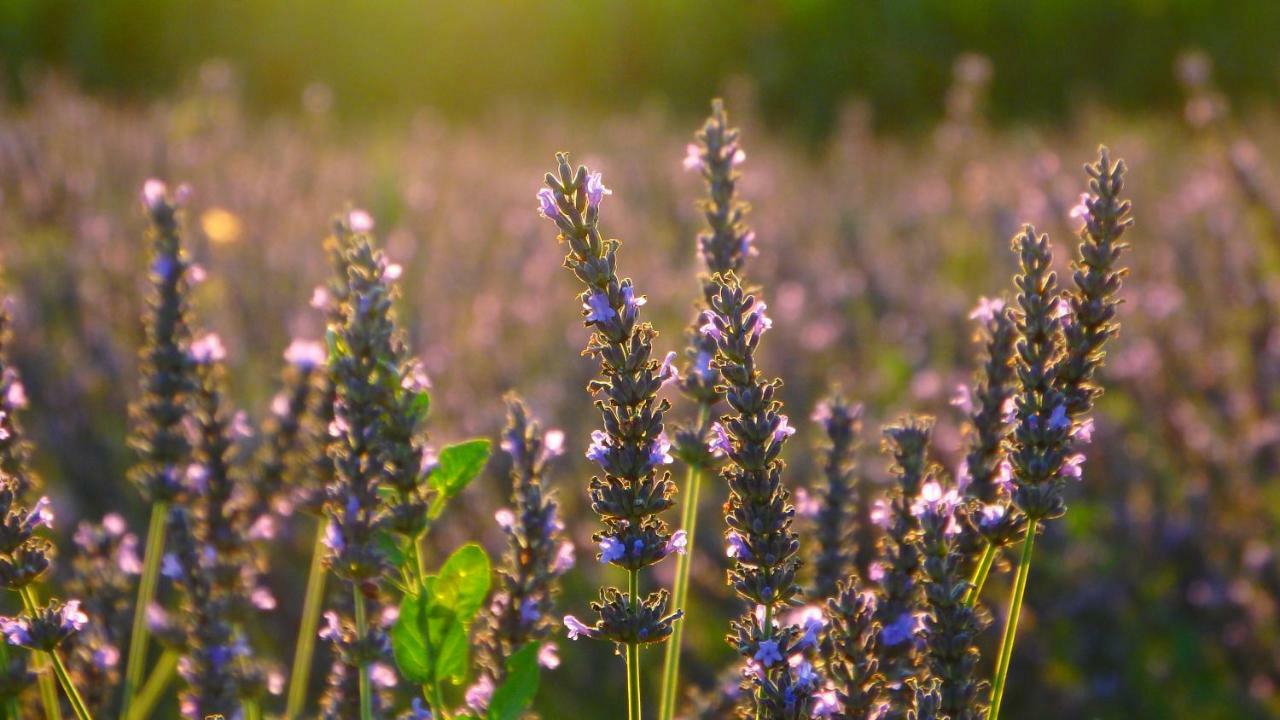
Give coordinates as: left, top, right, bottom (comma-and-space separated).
487, 643, 541, 720
428, 439, 491, 519
391, 544, 492, 688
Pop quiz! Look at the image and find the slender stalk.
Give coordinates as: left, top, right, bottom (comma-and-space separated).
406, 534, 448, 719
285, 521, 329, 720
987, 521, 1037, 720
126, 648, 178, 720
657, 402, 711, 720
626, 570, 642, 720
45, 648, 92, 720
964, 541, 998, 607
121, 500, 169, 716
0, 643, 20, 719
244, 698, 262, 720
353, 590, 373, 720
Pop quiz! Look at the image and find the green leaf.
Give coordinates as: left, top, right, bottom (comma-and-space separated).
435, 544, 492, 622
390, 591, 431, 684
429, 544, 491, 684
428, 439, 492, 518
487, 642, 541, 720
372, 530, 407, 568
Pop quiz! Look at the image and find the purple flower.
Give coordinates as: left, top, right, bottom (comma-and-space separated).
1047, 404, 1070, 432
26, 497, 54, 532
726, 532, 752, 560
648, 432, 674, 466
794, 660, 819, 689
538, 642, 560, 669
621, 285, 646, 315
709, 422, 732, 457
405, 698, 433, 719
657, 351, 678, 386
585, 430, 610, 466
370, 662, 398, 688
348, 209, 375, 233
586, 172, 612, 209
978, 502, 1007, 530
494, 508, 515, 531
880, 611, 918, 646
773, 414, 796, 442
537, 188, 560, 219
753, 639, 783, 667
465, 673, 495, 711
1069, 192, 1091, 221
563, 615, 594, 640
322, 520, 345, 554
739, 231, 757, 258
698, 311, 723, 342
665, 530, 688, 556
318, 611, 343, 642
1073, 417, 1095, 443
950, 384, 974, 414
553, 541, 576, 574
968, 296, 1005, 324
190, 333, 227, 364
519, 597, 540, 624
0, 617, 31, 647
747, 302, 772, 339
1062, 453, 1085, 480
693, 350, 715, 382
683, 143, 703, 171
584, 291, 616, 324
598, 536, 625, 564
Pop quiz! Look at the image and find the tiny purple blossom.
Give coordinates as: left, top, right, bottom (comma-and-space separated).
621, 286, 647, 315
1069, 192, 1091, 221
1062, 453, 1085, 480
683, 143, 703, 171
666, 530, 688, 556
5, 382, 26, 409
586, 172, 612, 209
465, 673, 495, 711
708, 422, 732, 457
1073, 417, 1095, 444
968, 296, 1005, 324
726, 532, 751, 560
698, 311, 723, 342
598, 536, 625, 564
563, 615, 594, 640
649, 432, 674, 466
773, 415, 796, 442
405, 698, 433, 720
494, 508, 515, 531
26, 497, 54, 531
657, 351, 678, 386
537, 188, 560, 219
950, 384, 974, 414
348, 209, 375, 233
283, 339, 326, 369
0, 617, 31, 647
370, 662, 398, 688
318, 611, 343, 642
880, 611, 918, 646
190, 333, 227, 364
538, 642, 560, 669
978, 502, 1007, 530
544, 429, 566, 457
585, 430, 610, 466
322, 520, 344, 554
753, 639, 783, 667
1047, 404, 1071, 432
552, 541, 576, 574
584, 291, 616, 324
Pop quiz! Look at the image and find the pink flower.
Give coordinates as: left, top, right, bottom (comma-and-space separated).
968, 296, 1005, 324
950, 384, 974, 414
283, 339, 326, 369
683, 143, 703, 171
190, 333, 227, 364
563, 615, 594, 640
1073, 417, 1095, 444
586, 172, 612, 209
665, 530, 688, 556
538, 642, 561, 669
347, 209, 375, 233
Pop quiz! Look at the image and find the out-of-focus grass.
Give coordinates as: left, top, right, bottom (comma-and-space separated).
3, 70, 1280, 717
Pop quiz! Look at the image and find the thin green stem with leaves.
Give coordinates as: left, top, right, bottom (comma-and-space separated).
657, 402, 712, 720
121, 500, 169, 716
987, 521, 1037, 720
284, 520, 329, 720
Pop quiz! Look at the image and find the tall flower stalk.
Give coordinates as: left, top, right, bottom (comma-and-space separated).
540, 154, 684, 720
988, 148, 1131, 720
701, 274, 812, 718
470, 395, 572, 712
810, 396, 864, 600
660, 99, 755, 720
122, 180, 197, 718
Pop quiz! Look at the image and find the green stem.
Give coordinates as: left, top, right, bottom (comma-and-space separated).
121, 500, 169, 717
0, 642, 20, 719
964, 541, 998, 607
353, 590, 373, 720
244, 698, 262, 720
19, 587, 84, 720
657, 403, 711, 720
987, 520, 1037, 720
45, 647, 92, 720
285, 520, 330, 720
126, 648, 178, 720
406, 535, 448, 719
626, 570, 642, 720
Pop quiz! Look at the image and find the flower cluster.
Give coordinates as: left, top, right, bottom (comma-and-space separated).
700, 273, 811, 714
821, 580, 885, 718
874, 418, 933, 717
540, 154, 683, 647
810, 395, 864, 600
915, 480, 988, 720
472, 395, 572, 705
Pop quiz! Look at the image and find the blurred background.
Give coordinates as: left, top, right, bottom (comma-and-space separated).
3, 2, 1280, 718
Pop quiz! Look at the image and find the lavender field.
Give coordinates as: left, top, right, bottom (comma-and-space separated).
0, 51, 1278, 719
